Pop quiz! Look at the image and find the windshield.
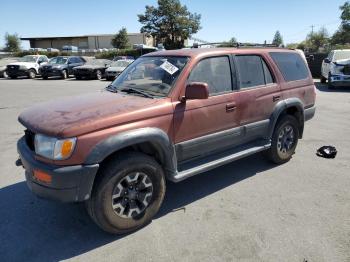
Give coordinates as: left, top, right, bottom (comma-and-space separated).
109, 56, 189, 97
334, 51, 350, 61
110, 60, 133, 67
49, 57, 67, 64
19, 55, 37, 62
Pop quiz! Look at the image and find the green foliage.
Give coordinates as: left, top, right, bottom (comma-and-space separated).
304, 27, 329, 52
272, 31, 283, 46
111, 27, 130, 49
95, 48, 156, 59
285, 43, 299, 49
138, 0, 201, 49
331, 1, 350, 45
4, 32, 21, 52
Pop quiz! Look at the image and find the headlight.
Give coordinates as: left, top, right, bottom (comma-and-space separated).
34, 134, 76, 160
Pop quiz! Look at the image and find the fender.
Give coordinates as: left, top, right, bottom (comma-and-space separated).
84, 127, 177, 179
268, 98, 304, 138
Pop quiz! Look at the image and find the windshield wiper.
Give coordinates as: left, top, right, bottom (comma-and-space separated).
105, 84, 117, 93
120, 88, 154, 99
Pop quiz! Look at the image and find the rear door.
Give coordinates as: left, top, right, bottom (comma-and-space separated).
234, 54, 281, 142
173, 55, 240, 162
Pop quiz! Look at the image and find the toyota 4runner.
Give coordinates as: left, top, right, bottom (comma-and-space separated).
16, 48, 316, 234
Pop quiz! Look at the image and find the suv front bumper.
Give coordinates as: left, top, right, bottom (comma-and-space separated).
17, 137, 99, 202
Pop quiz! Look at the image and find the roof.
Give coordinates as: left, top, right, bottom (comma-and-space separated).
20, 33, 145, 40
145, 47, 296, 58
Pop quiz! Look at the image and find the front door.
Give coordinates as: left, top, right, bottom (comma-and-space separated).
173, 55, 240, 162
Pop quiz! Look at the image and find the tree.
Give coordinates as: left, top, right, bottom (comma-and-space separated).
305, 27, 329, 52
218, 37, 237, 47
331, 1, 350, 45
4, 32, 21, 52
138, 0, 201, 49
111, 27, 129, 49
272, 31, 283, 46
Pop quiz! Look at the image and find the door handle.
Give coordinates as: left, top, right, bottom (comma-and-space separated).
226, 103, 237, 112
273, 95, 280, 102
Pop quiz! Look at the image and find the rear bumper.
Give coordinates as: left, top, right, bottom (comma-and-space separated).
304, 106, 316, 121
17, 137, 99, 202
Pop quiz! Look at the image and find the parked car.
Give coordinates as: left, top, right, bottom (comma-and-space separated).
39, 56, 86, 79
105, 59, 134, 81
16, 48, 316, 234
321, 49, 350, 88
6, 55, 49, 79
0, 57, 19, 78
113, 56, 135, 61
73, 59, 111, 80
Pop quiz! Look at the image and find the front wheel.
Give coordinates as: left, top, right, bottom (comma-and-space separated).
264, 115, 299, 164
86, 152, 166, 234
320, 76, 326, 84
61, 70, 67, 79
28, 69, 36, 79
3, 71, 8, 78
96, 70, 102, 80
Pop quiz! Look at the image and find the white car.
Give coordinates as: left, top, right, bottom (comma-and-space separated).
321, 49, 350, 88
6, 55, 49, 79
105, 59, 134, 81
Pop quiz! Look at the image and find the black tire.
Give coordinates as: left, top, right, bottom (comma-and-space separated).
10, 75, 17, 79
86, 152, 166, 234
61, 70, 67, 79
106, 76, 113, 81
264, 115, 299, 164
320, 76, 326, 84
42, 75, 48, 80
75, 76, 81, 80
3, 71, 8, 78
28, 69, 36, 79
96, 70, 102, 80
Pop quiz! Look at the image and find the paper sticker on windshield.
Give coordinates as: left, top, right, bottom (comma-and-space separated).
160, 61, 179, 75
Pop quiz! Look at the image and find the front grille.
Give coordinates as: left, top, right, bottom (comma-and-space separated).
24, 129, 35, 151
7, 65, 20, 71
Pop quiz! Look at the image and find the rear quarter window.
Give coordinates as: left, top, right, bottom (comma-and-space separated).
270, 52, 309, 82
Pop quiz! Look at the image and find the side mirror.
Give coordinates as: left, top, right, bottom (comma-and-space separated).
324, 58, 331, 64
183, 82, 209, 101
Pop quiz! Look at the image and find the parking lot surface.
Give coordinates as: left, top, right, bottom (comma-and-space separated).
0, 78, 349, 262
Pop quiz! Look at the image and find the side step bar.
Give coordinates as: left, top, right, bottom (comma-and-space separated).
170, 142, 271, 182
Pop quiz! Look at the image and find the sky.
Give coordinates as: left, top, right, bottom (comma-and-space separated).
0, 0, 346, 49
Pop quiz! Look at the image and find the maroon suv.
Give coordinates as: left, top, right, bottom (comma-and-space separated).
17, 48, 316, 234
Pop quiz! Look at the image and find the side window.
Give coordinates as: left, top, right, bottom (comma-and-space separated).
188, 56, 233, 95
270, 52, 309, 82
262, 60, 274, 84
235, 55, 265, 88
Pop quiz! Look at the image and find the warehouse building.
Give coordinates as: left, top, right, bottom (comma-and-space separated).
21, 33, 154, 50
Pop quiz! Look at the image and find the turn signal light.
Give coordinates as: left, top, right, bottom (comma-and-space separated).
33, 169, 52, 184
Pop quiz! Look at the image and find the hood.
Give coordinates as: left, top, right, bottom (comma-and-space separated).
107, 66, 125, 72
334, 58, 350, 66
18, 91, 167, 137
75, 65, 103, 69
8, 61, 36, 67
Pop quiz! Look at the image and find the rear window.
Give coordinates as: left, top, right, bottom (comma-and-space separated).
270, 52, 309, 82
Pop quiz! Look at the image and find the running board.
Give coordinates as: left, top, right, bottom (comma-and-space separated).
170, 141, 271, 182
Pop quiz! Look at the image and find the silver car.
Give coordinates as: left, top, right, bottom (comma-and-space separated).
105, 59, 134, 81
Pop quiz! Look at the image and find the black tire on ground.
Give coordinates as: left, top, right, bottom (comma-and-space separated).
28, 69, 36, 79
42, 75, 48, 80
264, 115, 299, 164
86, 152, 166, 234
61, 70, 67, 79
10, 76, 17, 79
75, 76, 81, 80
96, 70, 102, 80
320, 76, 327, 83
106, 76, 113, 81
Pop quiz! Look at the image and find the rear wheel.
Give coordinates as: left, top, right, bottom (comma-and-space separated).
3, 71, 8, 78
86, 152, 166, 234
28, 69, 36, 79
264, 115, 299, 164
320, 76, 326, 83
96, 70, 102, 80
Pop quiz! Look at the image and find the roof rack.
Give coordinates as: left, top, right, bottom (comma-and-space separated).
191, 42, 282, 49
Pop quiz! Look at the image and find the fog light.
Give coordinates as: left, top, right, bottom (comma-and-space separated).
33, 169, 52, 184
